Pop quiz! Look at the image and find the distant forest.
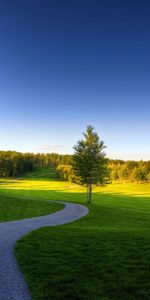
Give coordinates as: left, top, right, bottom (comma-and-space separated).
0, 151, 150, 183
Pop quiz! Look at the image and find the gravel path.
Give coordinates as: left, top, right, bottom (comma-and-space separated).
0, 201, 89, 300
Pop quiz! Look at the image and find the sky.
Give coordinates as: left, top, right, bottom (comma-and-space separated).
0, 0, 150, 160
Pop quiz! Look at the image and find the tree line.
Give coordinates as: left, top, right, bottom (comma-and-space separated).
57, 159, 150, 183
0, 151, 36, 177
0, 151, 150, 183
0, 151, 71, 177
109, 159, 150, 182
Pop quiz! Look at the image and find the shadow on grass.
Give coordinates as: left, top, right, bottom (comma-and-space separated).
0, 186, 150, 230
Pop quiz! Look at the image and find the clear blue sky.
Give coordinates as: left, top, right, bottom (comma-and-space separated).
0, 0, 150, 160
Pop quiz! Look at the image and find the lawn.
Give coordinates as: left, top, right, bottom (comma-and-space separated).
0, 194, 63, 222
0, 167, 150, 299
0, 169, 64, 221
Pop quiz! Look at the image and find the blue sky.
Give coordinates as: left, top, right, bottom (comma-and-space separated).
0, 0, 150, 160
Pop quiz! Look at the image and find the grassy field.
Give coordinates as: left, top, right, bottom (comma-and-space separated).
0, 169, 64, 221
0, 194, 63, 222
0, 167, 150, 299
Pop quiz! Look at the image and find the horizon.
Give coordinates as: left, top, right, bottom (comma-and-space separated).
0, 1, 150, 160
1, 147, 149, 162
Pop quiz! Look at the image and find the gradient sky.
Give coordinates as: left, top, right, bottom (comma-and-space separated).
0, 0, 150, 160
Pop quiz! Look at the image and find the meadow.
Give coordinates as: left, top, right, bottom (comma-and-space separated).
0, 167, 150, 299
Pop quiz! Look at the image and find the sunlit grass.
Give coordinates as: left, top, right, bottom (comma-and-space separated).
1, 167, 150, 299
0, 168, 65, 222
1, 171, 150, 197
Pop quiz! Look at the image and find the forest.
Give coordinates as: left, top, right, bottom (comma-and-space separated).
0, 150, 150, 183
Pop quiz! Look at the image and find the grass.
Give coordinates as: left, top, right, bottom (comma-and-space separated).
16, 228, 150, 300
0, 194, 63, 222
0, 167, 150, 299
0, 169, 64, 221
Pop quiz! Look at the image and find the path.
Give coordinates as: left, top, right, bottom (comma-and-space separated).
0, 201, 89, 300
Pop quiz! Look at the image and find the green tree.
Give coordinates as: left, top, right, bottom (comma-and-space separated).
72, 125, 109, 203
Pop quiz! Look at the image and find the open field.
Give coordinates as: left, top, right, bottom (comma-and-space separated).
0, 167, 150, 299
0, 194, 63, 222
0, 169, 64, 222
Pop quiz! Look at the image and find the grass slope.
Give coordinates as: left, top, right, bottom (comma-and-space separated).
1, 167, 150, 299
0, 169, 63, 222
0, 195, 63, 222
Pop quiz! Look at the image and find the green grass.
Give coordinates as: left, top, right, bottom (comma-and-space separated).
16, 228, 150, 300
0, 168, 64, 221
0, 167, 150, 299
0, 194, 63, 222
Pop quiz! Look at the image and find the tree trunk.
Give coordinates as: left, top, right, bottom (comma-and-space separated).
87, 184, 89, 203
87, 176, 92, 203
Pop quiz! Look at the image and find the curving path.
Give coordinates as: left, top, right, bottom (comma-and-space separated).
0, 201, 89, 300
